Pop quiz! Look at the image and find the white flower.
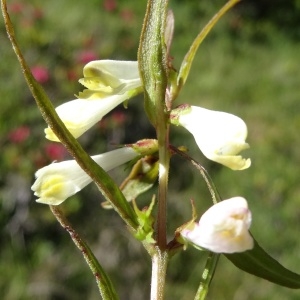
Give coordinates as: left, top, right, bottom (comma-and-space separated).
171, 105, 251, 170
79, 60, 140, 94
181, 197, 254, 253
31, 147, 138, 205
45, 60, 142, 142
45, 91, 137, 142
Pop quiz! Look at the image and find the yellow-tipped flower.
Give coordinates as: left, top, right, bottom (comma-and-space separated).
31, 147, 138, 205
181, 197, 254, 253
45, 60, 142, 142
171, 105, 251, 170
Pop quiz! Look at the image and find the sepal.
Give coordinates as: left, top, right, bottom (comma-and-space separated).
132, 197, 156, 244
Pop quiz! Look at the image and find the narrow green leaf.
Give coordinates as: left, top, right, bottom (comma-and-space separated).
225, 237, 300, 289
50, 206, 119, 300
173, 0, 240, 99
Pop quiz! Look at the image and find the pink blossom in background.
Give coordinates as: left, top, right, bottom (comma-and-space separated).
82, 37, 95, 48
99, 111, 127, 130
8, 2, 24, 14
31, 66, 50, 83
8, 126, 30, 143
103, 0, 117, 12
45, 143, 68, 161
67, 69, 79, 81
77, 50, 98, 65
120, 9, 135, 23
33, 8, 44, 20
111, 111, 127, 126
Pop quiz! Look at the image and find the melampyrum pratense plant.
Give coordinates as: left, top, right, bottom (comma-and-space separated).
2, 0, 300, 299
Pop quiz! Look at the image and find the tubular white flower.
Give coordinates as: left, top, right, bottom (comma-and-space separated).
181, 197, 254, 253
46, 60, 142, 142
171, 105, 251, 170
45, 90, 138, 142
79, 60, 141, 94
31, 147, 138, 205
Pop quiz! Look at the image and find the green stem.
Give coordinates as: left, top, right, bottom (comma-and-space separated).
50, 206, 119, 300
156, 125, 170, 249
194, 253, 220, 300
150, 247, 169, 300
138, 0, 170, 250
1, 0, 138, 231
138, 0, 169, 127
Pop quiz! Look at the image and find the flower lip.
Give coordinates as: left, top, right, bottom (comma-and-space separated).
79, 60, 140, 94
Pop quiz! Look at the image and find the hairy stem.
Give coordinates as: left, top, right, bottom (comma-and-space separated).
151, 247, 169, 300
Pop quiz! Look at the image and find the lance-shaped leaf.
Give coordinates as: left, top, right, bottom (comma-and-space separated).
225, 237, 300, 288
173, 0, 240, 100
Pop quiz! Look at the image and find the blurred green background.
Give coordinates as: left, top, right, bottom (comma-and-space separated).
1, 0, 300, 299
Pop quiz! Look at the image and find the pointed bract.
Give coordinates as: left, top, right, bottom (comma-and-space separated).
181, 197, 254, 253
31, 147, 138, 205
